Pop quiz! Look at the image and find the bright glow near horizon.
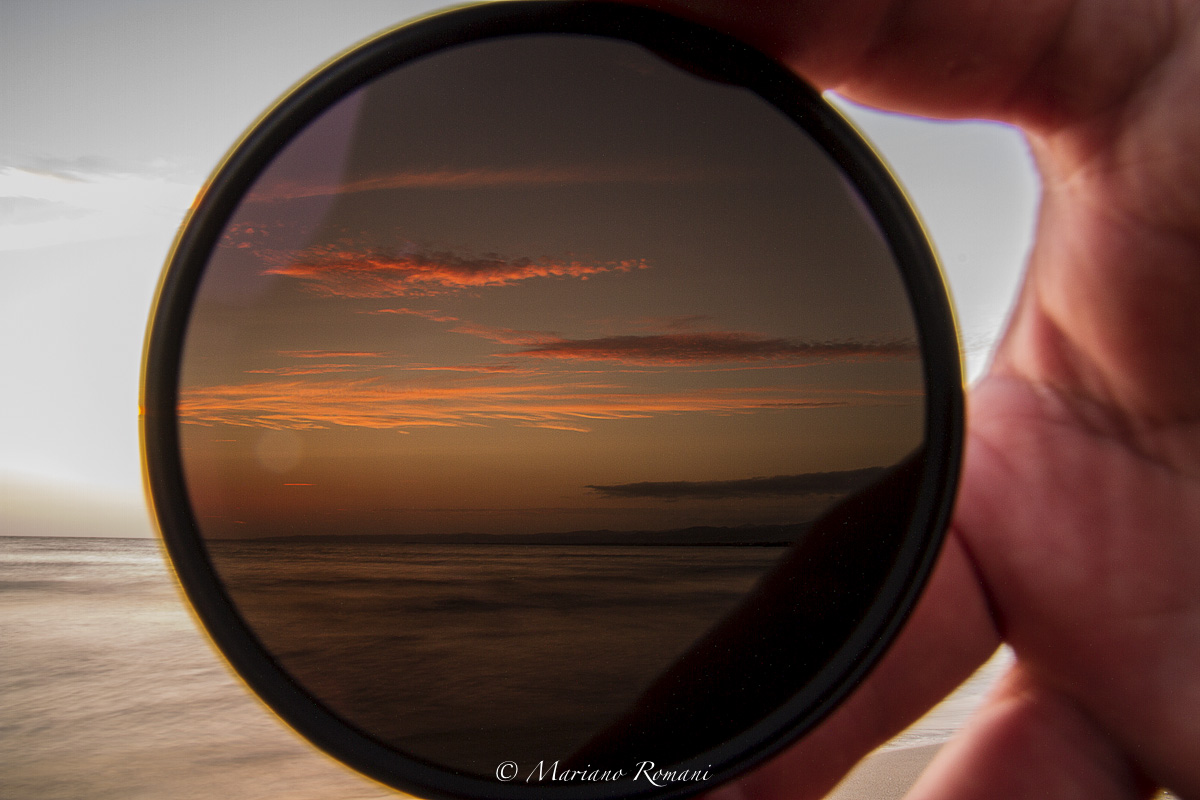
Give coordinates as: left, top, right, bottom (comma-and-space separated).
0, 2, 1037, 536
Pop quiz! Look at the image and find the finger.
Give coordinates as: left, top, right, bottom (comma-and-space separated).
905, 664, 1154, 800
629, 0, 1175, 129
703, 530, 1000, 800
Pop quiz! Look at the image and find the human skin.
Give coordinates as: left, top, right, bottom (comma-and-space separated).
622, 2, 1200, 798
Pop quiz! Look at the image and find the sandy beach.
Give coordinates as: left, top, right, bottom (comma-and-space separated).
828, 743, 1183, 800
827, 745, 942, 800
0, 535, 1012, 800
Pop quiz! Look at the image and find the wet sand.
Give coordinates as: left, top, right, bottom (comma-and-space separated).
827, 745, 1184, 800
826, 744, 941, 800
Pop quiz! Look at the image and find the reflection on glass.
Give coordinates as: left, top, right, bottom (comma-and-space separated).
177, 35, 924, 778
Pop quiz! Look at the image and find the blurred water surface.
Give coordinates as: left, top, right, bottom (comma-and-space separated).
1, 536, 1008, 799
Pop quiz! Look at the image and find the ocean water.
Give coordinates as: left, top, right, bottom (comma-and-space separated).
1, 536, 1010, 799
207, 539, 788, 775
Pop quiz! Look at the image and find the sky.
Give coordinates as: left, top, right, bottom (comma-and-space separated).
0, 0, 1039, 538
178, 34, 925, 539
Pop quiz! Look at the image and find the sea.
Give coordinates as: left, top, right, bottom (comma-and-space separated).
0, 535, 1014, 800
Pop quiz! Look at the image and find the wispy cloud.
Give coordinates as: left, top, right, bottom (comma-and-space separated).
0, 159, 196, 251
243, 364, 390, 376
239, 350, 395, 376
655, 314, 714, 331
403, 364, 537, 374
244, 163, 738, 202
586, 466, 887, 500
263, 244, 650, 298
177, 378, 888, 432
509, 332, 919, 365
448, 322, 559, 347
0, 196, 89, 225
276, 350, 387, 359
358, 308, 460, 322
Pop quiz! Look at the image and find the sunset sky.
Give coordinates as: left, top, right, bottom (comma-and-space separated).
0, 0, 1039, 538
177, 35, 924, 538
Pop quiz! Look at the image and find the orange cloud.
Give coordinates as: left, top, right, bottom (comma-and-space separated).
359, 308, 460, 322
177, 378, 902, 432
241, 351, 394, 376
244, 164, 737, 202
263, 245, 650, 298
244, 364, 391, 376
403, 364, 537, 374
509, 332, 919, 365
277, 350, 387, 359
447, 322, 559, 347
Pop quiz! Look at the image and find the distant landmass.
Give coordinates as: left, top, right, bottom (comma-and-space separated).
236, 522, 810, 547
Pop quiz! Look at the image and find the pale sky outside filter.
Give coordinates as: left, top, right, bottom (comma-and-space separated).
0, 0, 1038, 538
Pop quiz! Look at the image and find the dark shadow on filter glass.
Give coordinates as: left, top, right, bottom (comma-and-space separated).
176, 34, 926, 778
566, 448, 925, 769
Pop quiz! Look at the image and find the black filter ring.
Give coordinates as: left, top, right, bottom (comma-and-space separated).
141, 4, 964, 799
